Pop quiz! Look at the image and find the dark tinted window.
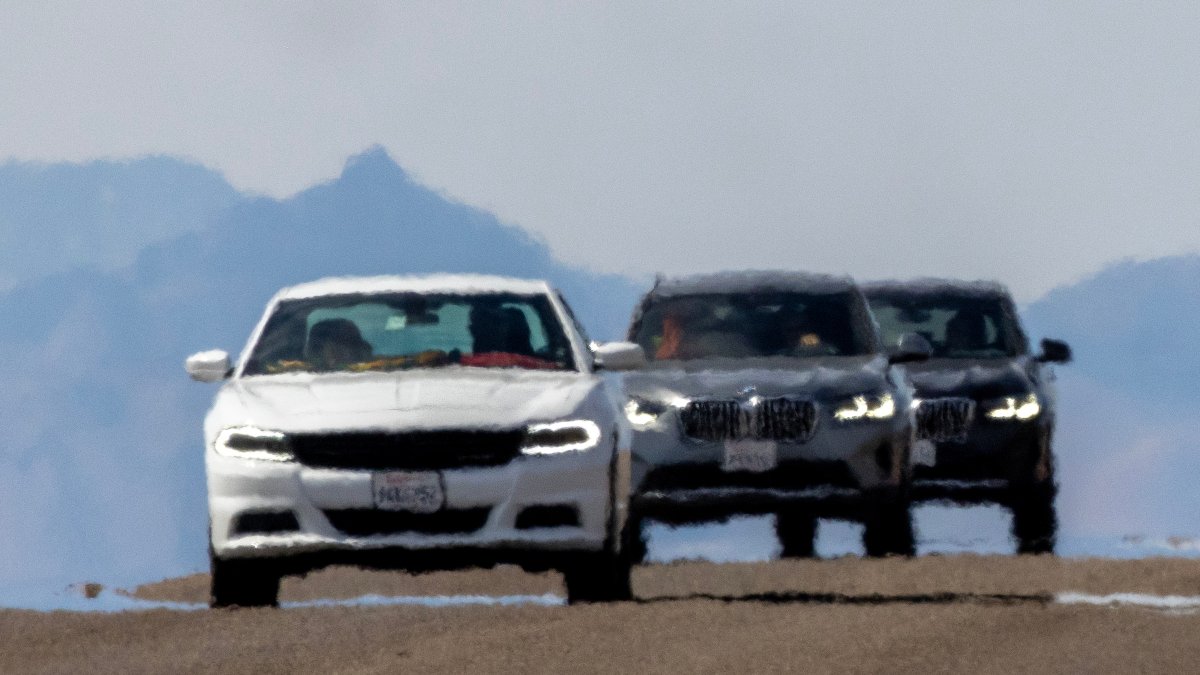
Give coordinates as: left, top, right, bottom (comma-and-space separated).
867, 293, 1026, 358
244, 292, 576, 375
632, 291, 877, 361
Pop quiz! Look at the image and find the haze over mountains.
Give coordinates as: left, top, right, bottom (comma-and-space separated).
0, 148, 1196, 586
1023, 256, 1200, 538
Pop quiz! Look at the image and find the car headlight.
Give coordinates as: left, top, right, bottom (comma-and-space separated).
521, 420, 602, 455
834, 393, 896, 421
623, 396, 689, 428
985, 393, 1041, 421
214, 426, 294, 462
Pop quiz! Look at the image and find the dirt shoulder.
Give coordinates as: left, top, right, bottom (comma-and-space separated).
4, 557, 1199, 674
133, 555, 1200, 603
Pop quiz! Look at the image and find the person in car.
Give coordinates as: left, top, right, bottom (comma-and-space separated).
944, 307, 990, 355
306, 318, 373, 371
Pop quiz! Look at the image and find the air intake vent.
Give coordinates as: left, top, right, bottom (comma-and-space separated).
291, 430, 525, 470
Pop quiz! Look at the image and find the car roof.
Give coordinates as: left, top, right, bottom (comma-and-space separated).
861, 277, 1012, 299
276, 274, 554, 300
647, 270, 859, 297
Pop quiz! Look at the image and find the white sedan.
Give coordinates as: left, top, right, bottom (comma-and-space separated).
187, 274, 645, 607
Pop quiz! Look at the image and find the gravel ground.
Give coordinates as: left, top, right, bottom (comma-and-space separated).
5, 556, 1200, 674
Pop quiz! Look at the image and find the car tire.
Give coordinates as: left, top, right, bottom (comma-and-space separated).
210, 551, 282, 608
624, 512, 649, 565
562, 552, 633, 604
1011, 480, 1057, 554
861, 489, 915, 557
775, 510, 818, 558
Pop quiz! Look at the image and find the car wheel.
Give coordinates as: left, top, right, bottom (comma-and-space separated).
861, 489, 915, 558
562, 552, 633, 604
1011, 480, 1057, 554
775, 510, 817, 558
210, 551, 282, 608
623, 512, 648, 565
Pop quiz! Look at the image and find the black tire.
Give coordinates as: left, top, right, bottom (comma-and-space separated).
210, 552, 282, 608
775, 510, 818, 559
1011, 481, 1057, 554
861, 490, 915, 558
624, 513, 648, 565
562, 552, 633, 604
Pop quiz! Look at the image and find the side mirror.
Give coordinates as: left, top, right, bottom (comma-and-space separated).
592, 342, 646, 371
1037, 338, 1072, 364
889, 332, 933, 365
186, 349, 231, 382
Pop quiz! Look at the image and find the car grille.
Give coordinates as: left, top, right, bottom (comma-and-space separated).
914, 398, 975, 442
680, 398, 817, 442
290, 430, 525, 471
323, 508, 491, 537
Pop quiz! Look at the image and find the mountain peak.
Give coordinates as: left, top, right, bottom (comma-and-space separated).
339, 145, 408, 184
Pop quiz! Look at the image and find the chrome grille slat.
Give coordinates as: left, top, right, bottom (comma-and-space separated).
680, 398, 817, 443
914, 398, 975, 442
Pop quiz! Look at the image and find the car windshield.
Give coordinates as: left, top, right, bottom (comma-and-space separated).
866, 292, 1025, 358
632, 291, 877, 361
243, 292, 576, 375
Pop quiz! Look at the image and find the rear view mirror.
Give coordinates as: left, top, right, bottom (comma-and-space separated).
889, 333, 933, 365
186, 349, 231, 382
1037, 338, 1072, 364
592, 342, 646, 371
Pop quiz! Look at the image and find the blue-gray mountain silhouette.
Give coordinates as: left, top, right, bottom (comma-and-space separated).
1024, 254, 1200, 407
0, 156, 239, 291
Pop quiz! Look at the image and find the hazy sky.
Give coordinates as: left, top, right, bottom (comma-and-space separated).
3, 2, 1199, 300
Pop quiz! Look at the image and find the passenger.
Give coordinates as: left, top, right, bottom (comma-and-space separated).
778, 301, 853, 356
469, 305, 507, 354
306, 318, 373, 370
498, 307, 535, 355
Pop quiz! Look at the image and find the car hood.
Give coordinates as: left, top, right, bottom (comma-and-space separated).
622, 355, 892, 402
222, 368, 598, 432
904, 358, 1034, 400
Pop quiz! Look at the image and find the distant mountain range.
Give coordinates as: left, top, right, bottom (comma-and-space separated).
0, 148, 1196, 587
1024, 255, 1200, 407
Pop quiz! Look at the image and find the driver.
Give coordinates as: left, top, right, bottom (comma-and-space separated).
306, 318, 373, 371
655, 301, 705, 359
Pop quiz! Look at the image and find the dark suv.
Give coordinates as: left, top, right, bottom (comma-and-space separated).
863, 280, 1071, 553
622, 272, 930, 559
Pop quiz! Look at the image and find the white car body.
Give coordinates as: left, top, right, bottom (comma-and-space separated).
198, 275, 633, 573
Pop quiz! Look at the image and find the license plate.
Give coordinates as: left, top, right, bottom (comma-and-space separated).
912, 439, 937, 467
372, 471, 444, 513
722, 440, 778, 473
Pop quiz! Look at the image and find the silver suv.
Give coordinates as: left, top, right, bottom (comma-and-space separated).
621, 272, 930, 559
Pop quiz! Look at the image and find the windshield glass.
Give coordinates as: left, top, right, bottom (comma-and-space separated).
632, 291, 877, 361
866, 293, 1025, 358
243, 292, 576, 375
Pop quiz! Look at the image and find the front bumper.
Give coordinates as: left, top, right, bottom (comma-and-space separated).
207, 446, 619, 565
911, 421, 1050, 503
629, 419, 905, 521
